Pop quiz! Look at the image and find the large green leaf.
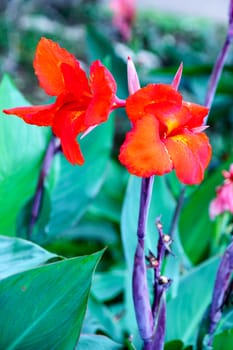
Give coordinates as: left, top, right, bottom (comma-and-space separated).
0, 75, 49, 235
0, 235, 59, 280
0, 250, 103, 349
166, 257, 219, 345
46, 117, 114, 239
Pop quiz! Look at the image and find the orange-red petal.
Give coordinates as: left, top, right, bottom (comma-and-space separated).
52, 110, 84, 165
164, 130, 212, 184
61, 62, 91, 101
119, 114, 173, 177
3, 104, 54, 126
182, 102, 209, 129
33, 37, 78, 96
126, 84, 182, 123
85, 60, 117, 125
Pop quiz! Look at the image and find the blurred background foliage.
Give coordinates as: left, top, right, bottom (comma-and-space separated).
0, 1, 233, 348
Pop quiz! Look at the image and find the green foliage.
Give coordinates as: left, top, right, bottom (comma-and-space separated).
0, 236, 103, 349
0, 75, 49, 235
1, 4, 233, 349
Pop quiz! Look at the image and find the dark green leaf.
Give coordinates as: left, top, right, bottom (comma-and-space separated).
213, 329, 233, 350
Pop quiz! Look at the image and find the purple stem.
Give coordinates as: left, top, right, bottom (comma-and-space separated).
28, 135, 60, 239
151, 298, 166, 350
205, 2, 233, 112
207, 239, 233, 347
133, 176, 154, 348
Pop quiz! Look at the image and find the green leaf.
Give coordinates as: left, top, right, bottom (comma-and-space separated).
0, 250, 103, 349
77, 334, 122, 350
88, 160, 128, 223
164, 340, 184, 350
87, 295, 123, 342
0, 75, 49, 235
0, 235, 59, 280
179, 158, 232, 264
213, 329, 233, 350
46, 118, 114, 239
92, 269, 125, 302
166, 256, 220, 345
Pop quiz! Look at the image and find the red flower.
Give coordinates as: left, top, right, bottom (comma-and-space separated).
3, 37, 118, 165
119, 83, 212, 184
209, 164, 233, 219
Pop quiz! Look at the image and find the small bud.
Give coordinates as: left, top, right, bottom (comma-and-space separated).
171, 63, 183, 90
159, 276, 169, 285
163, 234, 171, 244
127, 56, 140, 94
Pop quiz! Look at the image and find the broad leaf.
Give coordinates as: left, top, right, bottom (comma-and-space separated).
0, 250, 103, 349
0, 75, 49, 235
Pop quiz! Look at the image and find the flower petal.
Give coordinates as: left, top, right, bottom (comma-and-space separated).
126, 84, 182, 123
60, 62, 91, 101
164, 130, 212, 184
85, 60, 117, 125
52, 109, 85, 165
209, 183, 233, 219
3, 104, 54, 126
182, 101, 209, 129
119, 114, 173, 177
33, 37, 78, 96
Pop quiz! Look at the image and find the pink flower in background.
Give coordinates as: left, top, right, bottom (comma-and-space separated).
209, 164, 233, 219
110, 0, 136, 41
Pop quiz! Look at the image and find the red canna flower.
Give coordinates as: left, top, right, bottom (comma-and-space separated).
119, 68, 212, 185
3, 37, 118, 165
209, 164, 233, 219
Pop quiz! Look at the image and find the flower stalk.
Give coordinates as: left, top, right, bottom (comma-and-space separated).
133, 177, 154, 348
205, 0, 233, 111
28, 135, 60, 238
205, 240, 233, 348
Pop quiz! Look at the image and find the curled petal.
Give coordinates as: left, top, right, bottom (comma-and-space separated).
126, 84, 182, 123
183, 102, 209, 129
146, 103, 191, 135
3, 104, 54, 126
164, 130, 212, 184
119, 114, 173, 177
33, 37, 78, 96
85, 60, 117, 125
